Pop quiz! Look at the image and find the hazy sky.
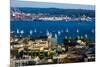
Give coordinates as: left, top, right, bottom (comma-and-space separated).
10, 0, 95, 10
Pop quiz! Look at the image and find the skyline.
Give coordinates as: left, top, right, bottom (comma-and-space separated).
10, 0, 95, 10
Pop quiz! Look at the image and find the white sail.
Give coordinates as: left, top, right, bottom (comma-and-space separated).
58, 30, 61, 35
85, 34, 88, 38
92, 29, 94, 33
30, 30, 33, 35
20, 30, 24, 35
46, 30, 49, 36
81, 36, 83, 39
34, 29, 37, 32
77, 28, 79, 33
65, 36, 67, 39
12, 12, 15, 16
48, 33, 52, 39
17, 29, 19, 34
66, 28, 69, 33
77, 35, 80, 39
69, 36, 72, 39
55, 34, 57, 38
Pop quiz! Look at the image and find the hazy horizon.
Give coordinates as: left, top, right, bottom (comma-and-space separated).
10, 0, 95, 10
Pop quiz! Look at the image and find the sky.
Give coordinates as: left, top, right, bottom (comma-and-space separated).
10, 0, 95, 10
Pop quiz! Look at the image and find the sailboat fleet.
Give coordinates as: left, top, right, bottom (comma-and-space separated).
12, 28, 95, 40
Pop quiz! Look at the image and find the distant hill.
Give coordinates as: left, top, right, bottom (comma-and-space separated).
11, 7, 95, 17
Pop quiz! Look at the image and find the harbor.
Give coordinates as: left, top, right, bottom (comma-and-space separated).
10, 1, 95, 67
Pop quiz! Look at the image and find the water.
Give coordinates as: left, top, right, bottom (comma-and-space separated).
11, 21, 95, 44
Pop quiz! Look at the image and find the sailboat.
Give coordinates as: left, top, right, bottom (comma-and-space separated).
30, 30, 33, 35
34, 29, 37, 32
92, 29, 95, 33
76, 28, 79, 33
46, 30, 49, 36
20, 30, 24, 35
55, 33, 57, 38
48, 33, 52, 39
58, 30, 61, 35
65, 36, 67, 39
17, 29, 20, 34
85, 34, 88, 38
66, 28, 69, 33
69, 36, 72, 39
20, 30, 24, 37
81, 36, 83, 39
77, 35, 80, 39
